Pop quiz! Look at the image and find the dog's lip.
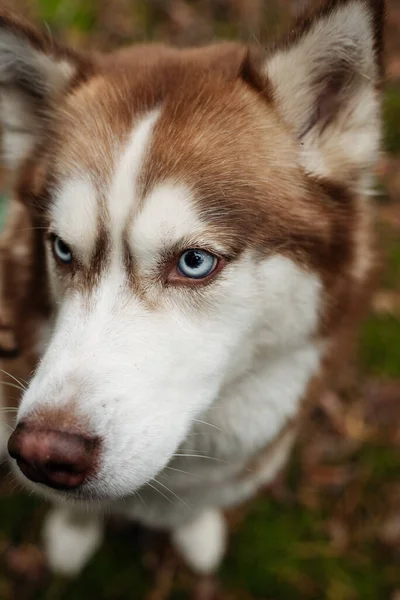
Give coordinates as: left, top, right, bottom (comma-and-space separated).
27, 472, 121, 501
16, 457, 88, 490
28, 477, 149, 505
20, 477, 111, 505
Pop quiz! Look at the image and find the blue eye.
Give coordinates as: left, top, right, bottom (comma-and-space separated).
53, 236, 73, 264
177, 249, 217, 279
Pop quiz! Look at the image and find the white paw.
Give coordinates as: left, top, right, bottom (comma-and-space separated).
43, 506, 103, 576
172, 509, 227, 575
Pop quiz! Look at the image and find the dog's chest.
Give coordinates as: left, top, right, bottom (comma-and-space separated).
117, 341, 322, 527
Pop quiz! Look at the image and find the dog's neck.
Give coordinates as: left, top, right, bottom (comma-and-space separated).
183, 340, 322, 463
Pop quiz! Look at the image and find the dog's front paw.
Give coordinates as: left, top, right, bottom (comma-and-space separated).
43, 506, 103, 576
172, 508, 227, 575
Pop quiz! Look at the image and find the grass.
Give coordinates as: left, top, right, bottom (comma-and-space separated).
384, 85, 400, 155
36, 0, 96, 32
359, 315, 400, 378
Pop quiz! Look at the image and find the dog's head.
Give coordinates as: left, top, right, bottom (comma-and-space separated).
2, 0, 383, 501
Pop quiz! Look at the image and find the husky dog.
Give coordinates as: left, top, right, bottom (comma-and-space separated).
0, 0, 383, 576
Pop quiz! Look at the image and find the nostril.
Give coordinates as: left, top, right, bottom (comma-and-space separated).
46, 460, 87, 475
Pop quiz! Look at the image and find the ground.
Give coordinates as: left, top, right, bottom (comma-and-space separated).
0, 1, 399, 599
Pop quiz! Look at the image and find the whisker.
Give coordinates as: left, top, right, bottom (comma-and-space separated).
164, 466, 199, 478
135, 489, 147, 507
172, 453, 227, 463
146, 481, 175, 506
0, 381, 26, 393
0, 456, 10, 468
154, 471, 169, 481
0, 369, 28, 390
4, 469, 15, 482
2, 421, 14, 432
10, 479, 24, 495
193, 419, 223, 432
185, 432, 218, 438
152, 478, 190, 509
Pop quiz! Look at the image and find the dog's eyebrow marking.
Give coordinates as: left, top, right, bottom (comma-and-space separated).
108, 109, 161, 238
131, 183, 202, 258
130, 182, 216, 273
52, 177, 98, 257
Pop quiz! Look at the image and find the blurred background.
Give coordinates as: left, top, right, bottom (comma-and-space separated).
0, 0, 399, 598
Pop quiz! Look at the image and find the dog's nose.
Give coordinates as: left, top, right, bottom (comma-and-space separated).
8, 421, 99, 490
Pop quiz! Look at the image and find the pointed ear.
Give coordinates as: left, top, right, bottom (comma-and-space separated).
247, 0, 385, 186
0, 9, 93, 172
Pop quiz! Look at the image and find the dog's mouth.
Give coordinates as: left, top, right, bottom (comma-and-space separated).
10, 448, 131, 504
7, 408, 180, 504
12, 468, 114, 504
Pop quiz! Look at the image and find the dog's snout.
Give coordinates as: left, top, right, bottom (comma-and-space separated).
8, 420, 99, 490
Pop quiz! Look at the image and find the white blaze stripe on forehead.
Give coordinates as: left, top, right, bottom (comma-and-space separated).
52, 177, 98, 256
130, 183, 204, 269
108, 109, 161, 236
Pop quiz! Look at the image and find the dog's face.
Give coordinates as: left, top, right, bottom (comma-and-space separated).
1, 0, 382, 501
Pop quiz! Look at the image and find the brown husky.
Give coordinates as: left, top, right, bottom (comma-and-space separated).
0, 0, 384, 576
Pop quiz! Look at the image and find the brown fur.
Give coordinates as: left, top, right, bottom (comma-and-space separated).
13, 46, 375, 319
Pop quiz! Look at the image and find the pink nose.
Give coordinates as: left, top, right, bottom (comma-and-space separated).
8, 421, 99, 490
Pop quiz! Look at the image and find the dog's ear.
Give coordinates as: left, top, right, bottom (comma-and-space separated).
0, 9, 93, 172
243, 0, 384, 186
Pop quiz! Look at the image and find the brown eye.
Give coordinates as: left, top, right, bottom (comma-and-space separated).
52, 236, 73, 264
177, 249, 217, 279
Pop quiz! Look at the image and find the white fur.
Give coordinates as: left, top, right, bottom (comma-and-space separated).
52, 178, 99, 260
0, 30, 76, 170
131, 182, 207, 272
34, 51, 76, 95
35, 320, 53, 357
0, 92, 38, 171
172, 509, 227, 575
43, 506, 103, 575
108, 109, 161, 235
265, 0, 380, 183
116, 339, 319, 530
